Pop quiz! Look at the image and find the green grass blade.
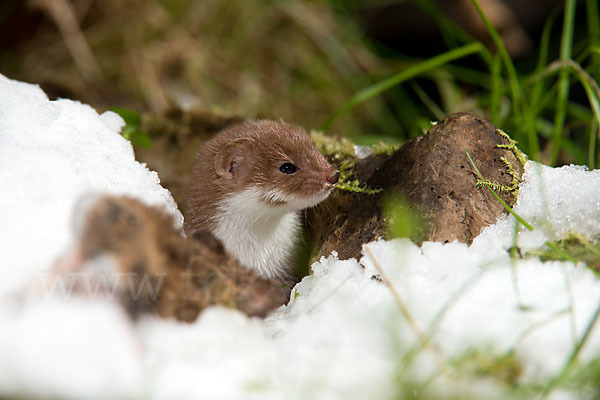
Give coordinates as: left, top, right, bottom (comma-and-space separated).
490, 53, 502, 125
410, 0, 459, 49
466, 150, 579, 264
583, 46, 600, 61
438, 64, 494, 88
567, 101, 595, 123
525, 7, 559, 162
545, 242, 579, 264
321, 42, 485, 131
572, 67, 600, 168
548, 61, 600, 148
410, 0, 492, 64
470, 0, 523, 130
543, 299, 600, 397
531, 8, 558, 108
550, 0, 577, 165
465, 151, 533, 230
588, 122, 598, 170
586, 0, 600, 82
586, 0, 600, 169
410, 81, 445, 120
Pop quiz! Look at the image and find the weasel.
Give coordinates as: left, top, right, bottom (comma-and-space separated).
185, 120, 339, 280
55, 195, 289, 320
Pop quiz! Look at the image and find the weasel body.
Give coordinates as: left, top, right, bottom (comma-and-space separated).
186, 120, 339, 279
58, 195, 288, 320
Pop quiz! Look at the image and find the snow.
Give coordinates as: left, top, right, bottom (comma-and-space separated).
0, 74, 181, 295
1, 72, 600, 399
476, 161, 600, 250
0, 299, 142, 400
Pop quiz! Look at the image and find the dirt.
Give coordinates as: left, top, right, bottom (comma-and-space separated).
306, 112, 524, 262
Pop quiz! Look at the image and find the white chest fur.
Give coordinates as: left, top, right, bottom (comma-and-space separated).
213, 187, 300, 279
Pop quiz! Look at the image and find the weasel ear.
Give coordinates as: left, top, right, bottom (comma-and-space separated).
214, 138, 254, 179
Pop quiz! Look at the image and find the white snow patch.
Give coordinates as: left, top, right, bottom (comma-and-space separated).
362, 239, 600, 380
475, 161, 600, 250
0, 74, 181, 295
0, 299, 142, 400
1, 73, 600, 399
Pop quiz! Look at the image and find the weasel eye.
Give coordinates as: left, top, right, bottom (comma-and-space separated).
279, 162, 298, 174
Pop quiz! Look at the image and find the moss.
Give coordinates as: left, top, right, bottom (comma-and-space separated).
495, 128, 528, 168
371, 141, 401, 156
336, 177, 382, 194
310, 130, 356, 160
310, 130, 383, 194
528, 234, 600, 273
474, 129, 526, 204
475, 179, 514, 194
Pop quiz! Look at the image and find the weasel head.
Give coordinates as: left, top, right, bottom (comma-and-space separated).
212, 120, 339, 211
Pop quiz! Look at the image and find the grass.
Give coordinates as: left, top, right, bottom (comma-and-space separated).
323, 0, 600, 168
3, 1, 600, 398
3, 1, 599, 166
374, 149, 600, 399
321, 42, 486, 131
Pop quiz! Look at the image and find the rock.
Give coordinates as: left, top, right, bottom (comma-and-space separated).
307, 112, 525, 262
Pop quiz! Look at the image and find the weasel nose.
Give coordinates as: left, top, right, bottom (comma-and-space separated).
327, 171, 340, 185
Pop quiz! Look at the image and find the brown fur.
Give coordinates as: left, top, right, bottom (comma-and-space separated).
74, 196, 289, 321
185, 120, 339, 233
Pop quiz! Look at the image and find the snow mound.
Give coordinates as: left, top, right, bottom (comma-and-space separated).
0, 74, 181, 295
1, 73, 599, 399
0, 299, 142, 400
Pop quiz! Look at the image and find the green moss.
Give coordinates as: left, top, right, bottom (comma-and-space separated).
496, 129, 528, 168
475, 179, 514, 194
371, 141, 401, 156
310, 130, 383, 194
310, 130, 356, 160
474, 129, 526, 203
528, 233, 600, 273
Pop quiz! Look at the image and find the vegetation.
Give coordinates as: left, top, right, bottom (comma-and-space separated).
2, 0, 598, 168
2, 1, 600, 398
111, 107, 151, 148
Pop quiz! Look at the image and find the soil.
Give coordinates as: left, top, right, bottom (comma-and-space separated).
306, 112, 524, 262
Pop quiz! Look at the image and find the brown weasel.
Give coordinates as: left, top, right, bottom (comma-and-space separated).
57, 195, 288, 321
186, 120, 339, 280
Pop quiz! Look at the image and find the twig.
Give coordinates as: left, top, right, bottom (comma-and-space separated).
364, 247, 442, 360
36, 0, 104, 81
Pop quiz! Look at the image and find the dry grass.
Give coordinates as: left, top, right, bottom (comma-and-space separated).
3, 0, 397, 138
